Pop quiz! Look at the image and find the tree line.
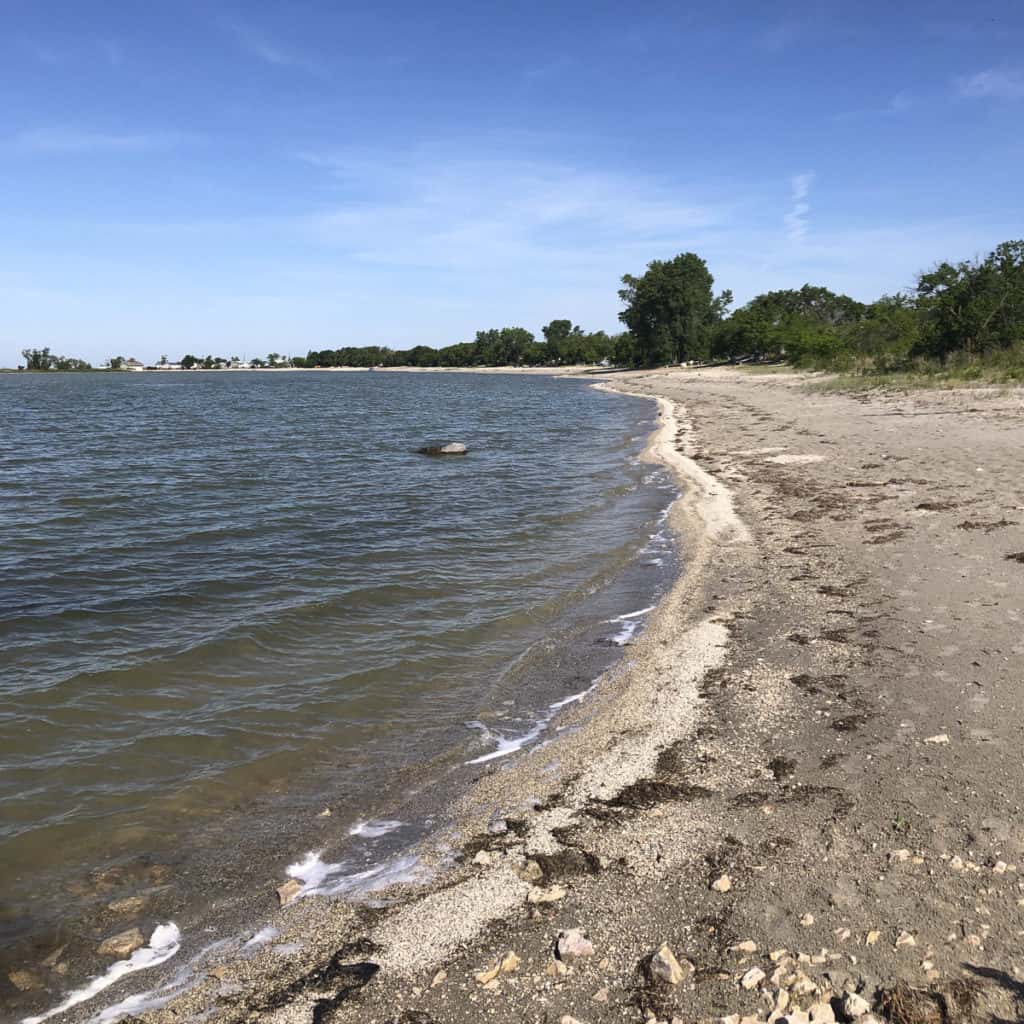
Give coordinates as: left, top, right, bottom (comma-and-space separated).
15, 238, 1024, 375
615, 240, 1024, 374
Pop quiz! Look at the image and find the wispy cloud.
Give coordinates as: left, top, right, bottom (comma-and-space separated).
956, 68, 1024, 100
784, 172, 814, 243
296, 148, 725, 272
223, 18, 319, 73
12, 129, 197, 154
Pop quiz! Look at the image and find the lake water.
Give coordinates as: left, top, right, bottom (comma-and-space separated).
0, 370, 675, 1019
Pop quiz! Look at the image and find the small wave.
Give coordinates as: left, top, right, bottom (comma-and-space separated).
607, 620, 640, 646
607, 605, 656, 623
21, 924, 181, 1024
244, 926, 279, 948
348, 819, 405, 839
285, 850, 423, 899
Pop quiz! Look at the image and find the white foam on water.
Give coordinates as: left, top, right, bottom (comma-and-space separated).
22, 924, 181, 1024
607, 619, 640, 645
244, 926, 279, 948
607, 605, 656, 623
285, 850, 424, 899
348, 818, 405, 838
465, 718, 547, 765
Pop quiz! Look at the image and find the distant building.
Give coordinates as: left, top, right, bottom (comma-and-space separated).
152, 362, 182, 370
123, 358, 145, 371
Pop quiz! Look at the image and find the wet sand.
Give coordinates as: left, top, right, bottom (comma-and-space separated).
15, 366, 1024, 1024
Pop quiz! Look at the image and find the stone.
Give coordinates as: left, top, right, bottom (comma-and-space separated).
517, 860, 544, 882
949, 855, 965, 870
472, 850, 493, 866
741, 966, 766, 990
842, 991, 872, 1019
731, 939, 758, 954
8, 969, 41, 992
809, 1003, 836, 1024
592, 987, 609, 1002
418, 442, 468, 456
895, 931, 916, 948
545, 959, 569, 977
107, 896, 146, 915
560, 1017, 585, 1024
865, 930, 880, 946
318, 807, 332, 817
649, 943, 691, 985
98, 927, 145, 958
431, 969, 447, 988
924, 733, 949, 744
712, 873, 733, 893
800, 913, 815, 927
888, 850, 911, 863
41, 945, 66, 969
276, 879, 302, 906
557, 928, 595, 960
528, 884, 567, 904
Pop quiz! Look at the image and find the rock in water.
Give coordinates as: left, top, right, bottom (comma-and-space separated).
97, 927, 145, 958
417, 442, 467, 456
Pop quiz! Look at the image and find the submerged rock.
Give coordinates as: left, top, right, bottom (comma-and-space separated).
417, 442, 468, 456
98, 927, 145, 958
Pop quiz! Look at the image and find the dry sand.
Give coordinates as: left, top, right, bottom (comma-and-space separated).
20, 366, 1024, 1024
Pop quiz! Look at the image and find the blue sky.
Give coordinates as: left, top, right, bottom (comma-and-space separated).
2, 0, 1022, 365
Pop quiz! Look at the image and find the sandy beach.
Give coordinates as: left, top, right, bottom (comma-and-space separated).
25, 366, 1024, 1024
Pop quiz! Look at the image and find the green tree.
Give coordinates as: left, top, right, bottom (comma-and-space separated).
618, 253, 731, 366
181, 354, 198, 369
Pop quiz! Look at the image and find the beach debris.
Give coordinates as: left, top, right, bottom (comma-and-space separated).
528, 883, 567, 904
318, 807, 332, 817
97, 927, 145, 957
557, 928, 595, 961
107, 896, 146, 915
417, 442, 468, 456
741, 966, 766, 990
8, 969, 42, 992
475, 950, 520, 986
647, 943, 692, 985
800, 913, 815, 927
276, 879, 303, 906
924, 733, 949, 745
712, 873, 733, 893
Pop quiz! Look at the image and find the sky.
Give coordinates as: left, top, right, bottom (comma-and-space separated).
1, 0, 1023, 366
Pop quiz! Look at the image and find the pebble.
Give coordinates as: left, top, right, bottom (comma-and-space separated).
557, 928, 595, 961
560, 1017, 585, 1024
712, 873, 733, 893
895, 931, 916, 948
546, 959, 569, 977
649, 943, 691, 985
107, 896, 146, 915
865, 930, 880, 946
528, 884, 567, 904
517, 860, 544, 882
741, 966, 766, 990
475, 950, 520, 985
592, 987, 609, 1002
809, 1001, 836, 1024
97, 927, 144, 958
276, 879, 303, 906
924, 733, 949, 744
730, 939, 758, 954
472, 850, 493, 867
800, 913, 815, 927
842, 991, 872, 1018
430, 969, 447, 988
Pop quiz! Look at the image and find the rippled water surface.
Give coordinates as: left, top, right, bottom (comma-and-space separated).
0, 370, 674, 987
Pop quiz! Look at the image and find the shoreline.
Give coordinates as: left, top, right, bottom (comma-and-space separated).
15, 367, 1024, 1024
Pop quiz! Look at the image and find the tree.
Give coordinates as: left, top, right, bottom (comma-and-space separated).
618, 253, 731, 366
22, 347, 54, 370
109, 355, 125, 370
181, 354, 198, 369
159, 354, 168, 366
